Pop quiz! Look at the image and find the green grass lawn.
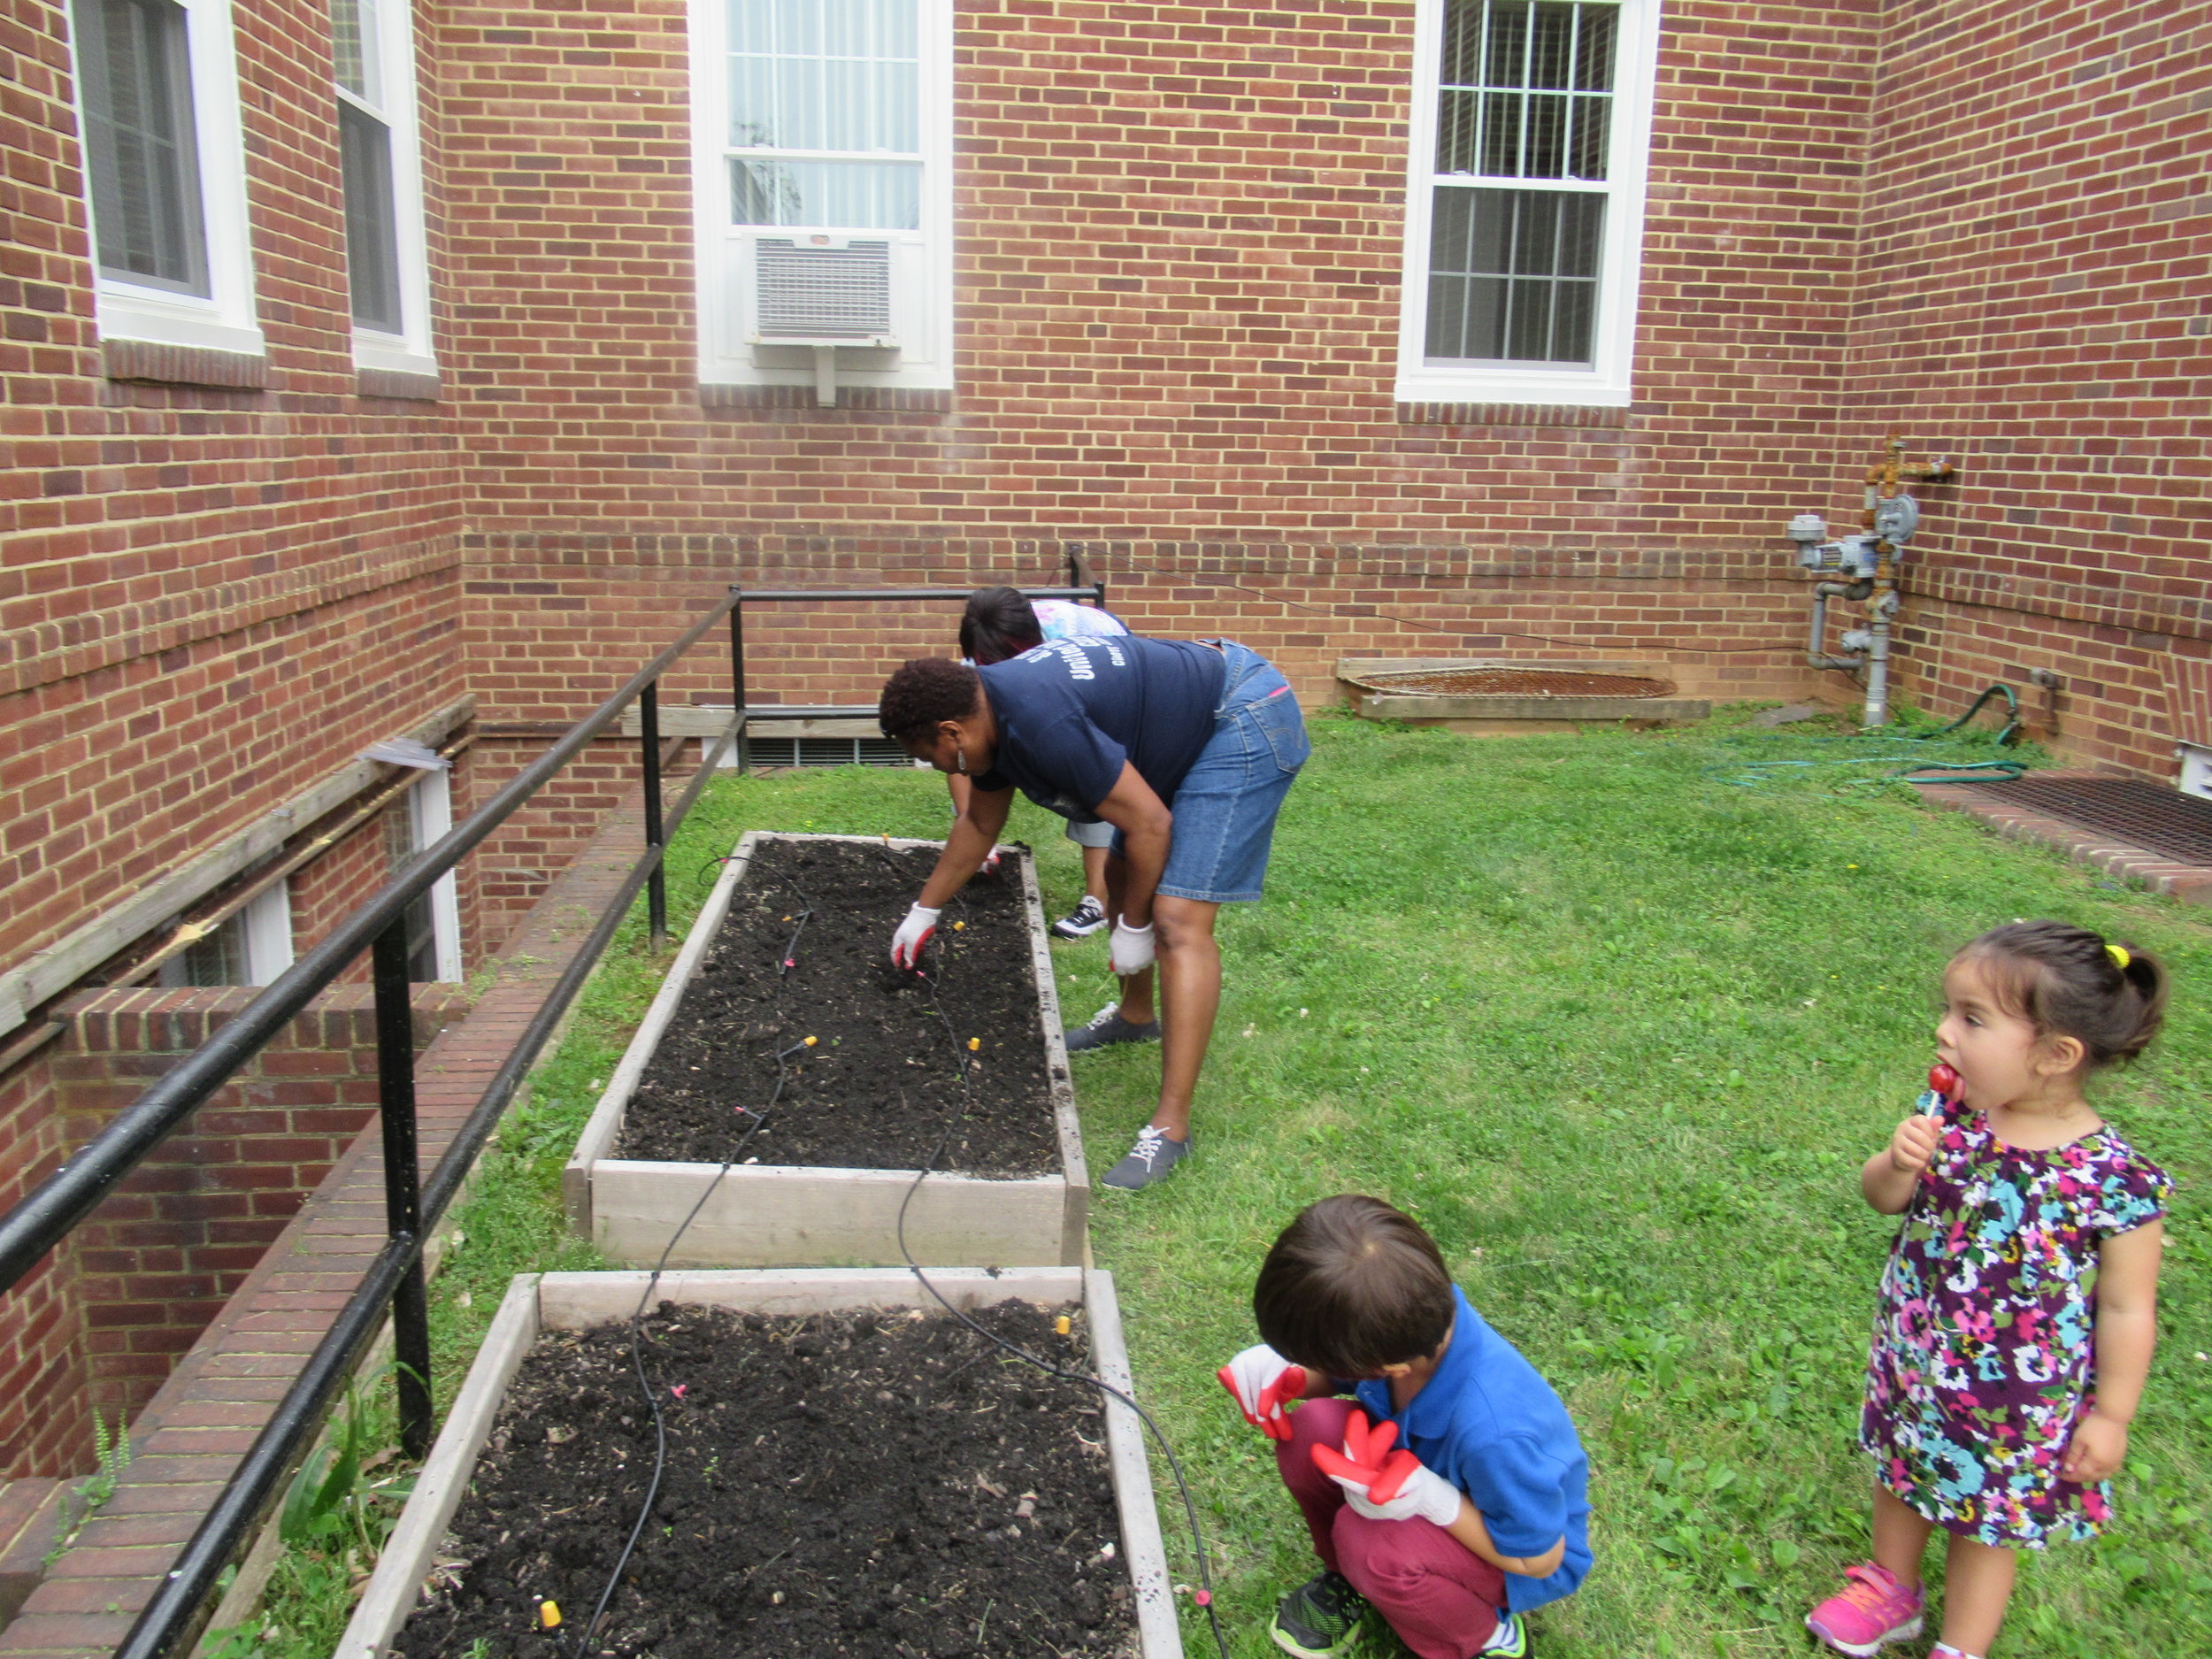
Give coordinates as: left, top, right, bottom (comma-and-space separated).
239, 711, 2211, 1657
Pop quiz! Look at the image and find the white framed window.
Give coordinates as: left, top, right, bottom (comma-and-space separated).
389, 771, 461, 983
157, 881, 293, 987
71, 0, 262, 357
691, 0, 954, 397
333, 0, 434, 375
1395, 0, 1660, 409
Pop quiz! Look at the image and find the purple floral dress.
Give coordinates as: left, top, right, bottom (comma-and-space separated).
1859, 1090, 2170, 1548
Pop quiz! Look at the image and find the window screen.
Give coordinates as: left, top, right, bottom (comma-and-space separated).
333, 0, 403, 333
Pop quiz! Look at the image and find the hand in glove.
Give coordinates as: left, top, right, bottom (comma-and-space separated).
1311, 1411, 1463, 1526
889, 902, 941, 970
1109, 918, 1156, 976
977, 848, 1002, 876
1215, 1346, 1308, 1441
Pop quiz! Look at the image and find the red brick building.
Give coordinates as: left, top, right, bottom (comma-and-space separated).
1, 0, 2208, 1473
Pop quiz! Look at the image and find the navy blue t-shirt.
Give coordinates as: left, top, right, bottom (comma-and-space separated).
972, 637, 1227, 816
1352, 1288, 1593, 1614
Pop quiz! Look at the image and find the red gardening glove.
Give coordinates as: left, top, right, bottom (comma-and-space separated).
1313, 1411, 1462, 1525
1309, 1409, 1423, 1505
1217, 1346, 1308, 1441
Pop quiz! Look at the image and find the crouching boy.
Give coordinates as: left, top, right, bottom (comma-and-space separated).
1220, 1195, 1592, 1659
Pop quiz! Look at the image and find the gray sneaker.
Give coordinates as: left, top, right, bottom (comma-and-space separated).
1100, 1125, 1190, 1190
1063, 1002, 1160, 1051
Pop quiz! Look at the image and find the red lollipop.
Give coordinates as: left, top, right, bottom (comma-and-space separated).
1928, 1062, 1959, 1099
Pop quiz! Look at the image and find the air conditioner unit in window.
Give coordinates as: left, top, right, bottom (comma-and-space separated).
747, 235, 898, 405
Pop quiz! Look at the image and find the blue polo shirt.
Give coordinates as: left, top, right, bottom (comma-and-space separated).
972, 636, 1226, 817
1352, 1288, 1592, 1614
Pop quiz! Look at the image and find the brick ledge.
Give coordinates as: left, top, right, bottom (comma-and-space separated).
100, 340, 268, 391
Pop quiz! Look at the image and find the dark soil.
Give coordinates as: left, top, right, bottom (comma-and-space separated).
392, 1301, 1135, 1659
613, 838, 1058, 1175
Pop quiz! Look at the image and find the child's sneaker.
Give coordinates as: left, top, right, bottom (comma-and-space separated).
1268, 1571, 1367, 1657
1476, 1609, 1530, 1655
1050, 895, 1109, 939
1805, 1563, 1924, 1655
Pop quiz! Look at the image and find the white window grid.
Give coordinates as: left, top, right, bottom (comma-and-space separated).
1395, 0, 1661, 409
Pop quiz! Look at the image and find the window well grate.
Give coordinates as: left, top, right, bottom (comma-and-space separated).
1947, 774, 2212, 867
746, 735, 911, 769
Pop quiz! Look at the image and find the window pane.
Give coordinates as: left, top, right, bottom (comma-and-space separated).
1425, 187, 1603, 364
332, 0, 381, 105
1437, 0, 1616, 181
728, 0, 918, 154
341, 101, 403, 330
74, 0, 208, 292
157, 914, 247, 986
732, 157, 919, 228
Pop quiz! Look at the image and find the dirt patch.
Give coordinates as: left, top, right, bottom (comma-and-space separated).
392, 1301, 1134, 1659
612, 838, 1057, 1175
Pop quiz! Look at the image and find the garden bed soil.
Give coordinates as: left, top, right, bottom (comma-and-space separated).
564, 834, 1087, 1270
342, 1270, 1179, 1659
618, 836, 1054, 1173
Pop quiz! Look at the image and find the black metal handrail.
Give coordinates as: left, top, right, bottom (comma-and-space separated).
0, 558, 1105, 1657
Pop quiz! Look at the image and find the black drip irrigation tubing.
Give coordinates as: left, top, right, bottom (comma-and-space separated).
560, 884, 816, 1659
879, 863, 1234, 1659
562, 848, 1233, 1659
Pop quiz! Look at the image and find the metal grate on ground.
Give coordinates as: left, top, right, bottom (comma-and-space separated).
1344, 665, 1678, 698
1946, 773, 2212, 866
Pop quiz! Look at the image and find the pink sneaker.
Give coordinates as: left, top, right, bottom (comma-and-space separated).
1805, 1563, 1925, 1656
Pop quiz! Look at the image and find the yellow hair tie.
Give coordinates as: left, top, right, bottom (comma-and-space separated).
2107, 944, 2131, 971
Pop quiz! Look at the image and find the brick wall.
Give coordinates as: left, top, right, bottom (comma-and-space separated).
19, 985, 469, 1445
0, 1053, 90, 1479
0, 0, 474, 1002
1836, 0, 2212, 774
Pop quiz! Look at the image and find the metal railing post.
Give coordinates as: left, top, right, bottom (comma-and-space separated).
641, 680, 667, 951
370, 926, 434, 1460
728, 584, 748, 773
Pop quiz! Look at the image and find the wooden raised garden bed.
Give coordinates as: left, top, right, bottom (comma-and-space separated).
564, 833, 1087, 1268
338, 1267, 1180, 1658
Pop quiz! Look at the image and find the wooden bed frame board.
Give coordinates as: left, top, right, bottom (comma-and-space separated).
336, 1267, 1182, 1658
563, 831, 1089, 1268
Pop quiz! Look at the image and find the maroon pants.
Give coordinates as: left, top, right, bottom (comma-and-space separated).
1277, 1398, 1510, 1659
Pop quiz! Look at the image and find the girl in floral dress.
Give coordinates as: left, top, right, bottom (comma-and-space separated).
1806, 921, 2172, 1659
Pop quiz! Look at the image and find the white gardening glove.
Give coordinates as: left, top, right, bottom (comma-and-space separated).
978, 848, 1002, 875
1312, 1410, 1463, 1527
1109, 917, 1156, 976
1334, 1457, 1463, 1527
889, 902, 941, 970
1215, 1345, 1308, 1441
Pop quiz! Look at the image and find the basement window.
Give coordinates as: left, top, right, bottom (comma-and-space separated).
1394, 0, 1660, 410
384, 771, 462, 982
157, 883, 294, 987
690, 0, 954, 399
70, 0, 263, 359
